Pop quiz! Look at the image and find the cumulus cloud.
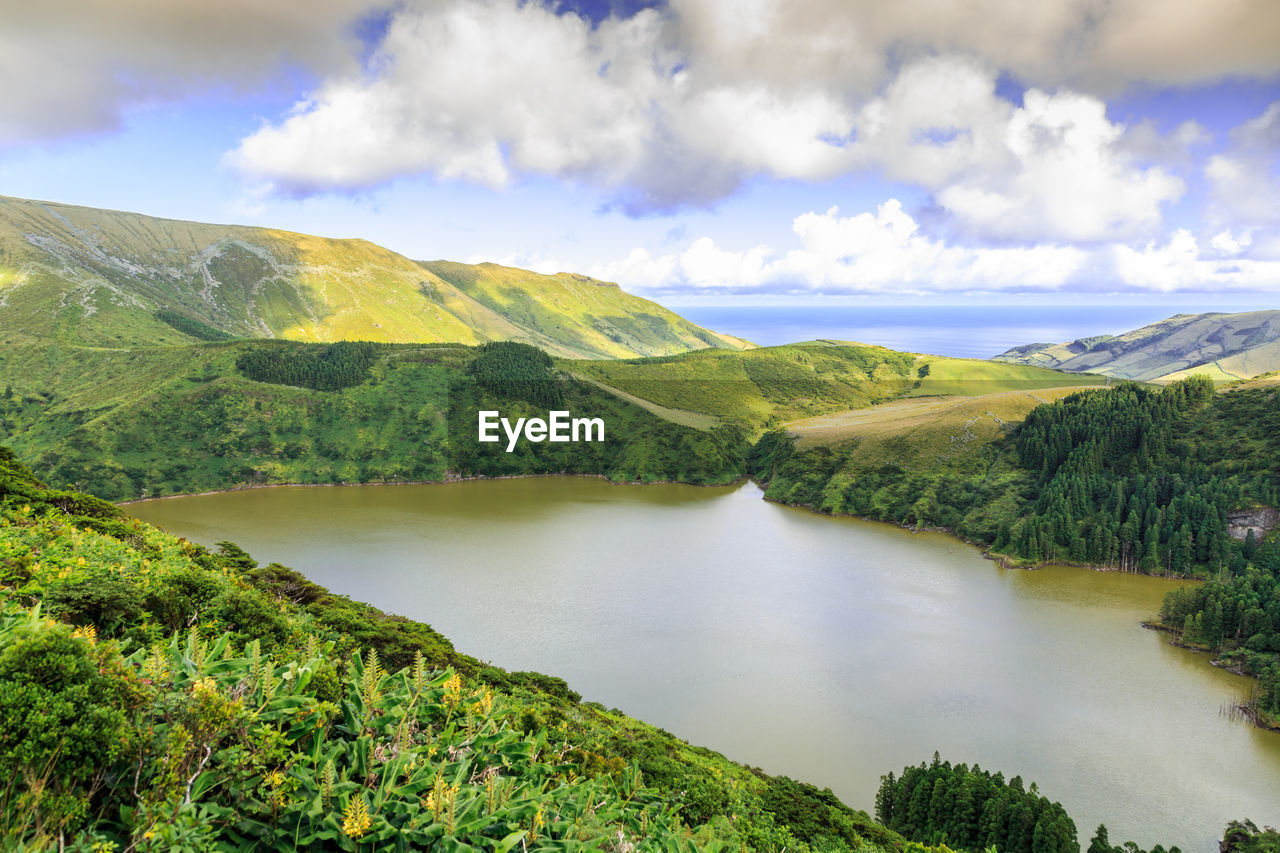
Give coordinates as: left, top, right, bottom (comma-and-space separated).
665, 0, 1280, 95
590, 200, 1089, 294
227, 0, 859, 209
1112, 229, 1280, 291
843, 58, 1187, 241
7, 0, 1277, 151
591, 201, 1280, 296
229, 6, 1195, 238
0, 0, 370, 145
5, 0, 1274, 249
1205, 101, 1280, 253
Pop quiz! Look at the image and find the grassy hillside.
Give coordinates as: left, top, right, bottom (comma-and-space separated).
785, 386, 1099, 451
570, 343, 1106, 436
908, 356, 1108, 397
0, 333, 1110, 502
993, 310, 1280, 382
422, 261, 752, 358
0, 340, 748, 502
0, 195, 748, 359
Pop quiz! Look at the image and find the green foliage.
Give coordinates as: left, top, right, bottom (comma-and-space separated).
4, 339, 752, 500
1221, 820, 1280, 853
875, 756, 1076, 853
0, 609, 138, 839
1087, 823, 1183, 853
0, 440, 912, 853
154, 310, 234, 342
237, 341, 379, 391
471, 341, 564, 408
756, 377, 1258, 576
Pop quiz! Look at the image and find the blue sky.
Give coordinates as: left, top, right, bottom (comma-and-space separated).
1, 0, 1278, 305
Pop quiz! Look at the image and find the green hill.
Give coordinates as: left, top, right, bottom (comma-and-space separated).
0, 340, 749, 502
570, 342, 1107, 435
0, 195, 749, 359
0, 333, 1105, 502
992, 311, 1280, 382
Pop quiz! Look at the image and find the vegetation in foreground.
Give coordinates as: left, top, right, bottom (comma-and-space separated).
0, 444, 908, 851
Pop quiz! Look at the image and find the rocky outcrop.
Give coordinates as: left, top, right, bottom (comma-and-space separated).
1227, 506, 1279, 541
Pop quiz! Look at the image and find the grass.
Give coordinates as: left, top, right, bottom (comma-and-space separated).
570, 373, 720, 430
0, 194, 749, 360
569, 343, 920, 433
571, 343, 1108, 436
786, 386, 1101, 458
908, 356, 1109, 397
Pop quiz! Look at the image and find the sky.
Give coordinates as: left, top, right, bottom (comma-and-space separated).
1, 0, 1278, 306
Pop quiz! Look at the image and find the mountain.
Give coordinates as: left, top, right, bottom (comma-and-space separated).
0, 330, 1106, 502
991, 310, 1280, 382
0, 194, 749, 358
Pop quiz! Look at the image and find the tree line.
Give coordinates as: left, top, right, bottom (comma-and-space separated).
235, 340, 378, 391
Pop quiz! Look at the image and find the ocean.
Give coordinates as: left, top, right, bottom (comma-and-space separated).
672, 303, 1274, 359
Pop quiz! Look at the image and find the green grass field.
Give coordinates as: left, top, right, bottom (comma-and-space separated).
909, 356, 1109, 397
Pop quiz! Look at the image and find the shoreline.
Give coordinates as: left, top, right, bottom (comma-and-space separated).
122, 475, 1195, 582
117, 470, 749, 505
118, 471, 1273, 738
757, 494, 1198, 579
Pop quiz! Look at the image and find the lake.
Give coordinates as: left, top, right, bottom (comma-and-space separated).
129, 478, 1280, 850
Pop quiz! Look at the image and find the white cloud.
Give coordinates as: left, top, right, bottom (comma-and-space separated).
844, 60, 1187, 241
4, 0, 1270, 251
0, 0, 369, 145
228, 6, 1197, 238
592, 201, 1280, 296
1206, 101, 1280, 251
8, 0, 1274, 150
228, 0, 862, 210
1211, 230, 1252, 256
591, 200, 1088, 294
1112, 230, 1280, 291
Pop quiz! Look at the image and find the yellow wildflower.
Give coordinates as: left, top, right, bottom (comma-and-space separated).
342, 796, 372, 839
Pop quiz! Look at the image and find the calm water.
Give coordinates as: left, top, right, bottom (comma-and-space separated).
674, 304, 1276, 357
130, 479, 1280, 850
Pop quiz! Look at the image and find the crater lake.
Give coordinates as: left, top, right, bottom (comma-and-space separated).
129, 478, 1280, 850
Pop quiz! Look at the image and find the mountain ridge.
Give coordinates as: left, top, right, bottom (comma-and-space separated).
991, 310, 1280, 382
0, 194, 749, 359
